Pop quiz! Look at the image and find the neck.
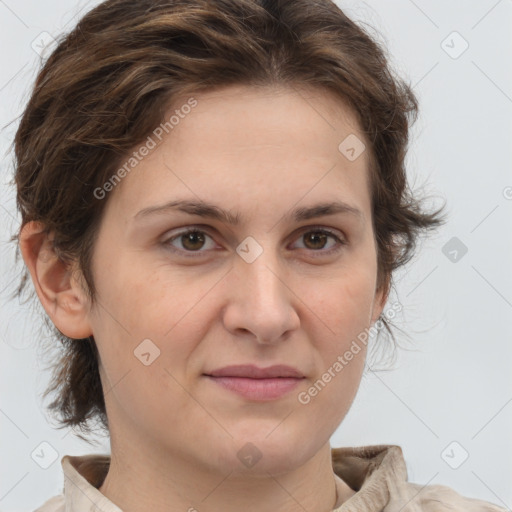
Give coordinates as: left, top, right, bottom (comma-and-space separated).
98, 437, 354, 512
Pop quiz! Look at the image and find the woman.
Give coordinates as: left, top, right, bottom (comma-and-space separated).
13, 0, 506, 510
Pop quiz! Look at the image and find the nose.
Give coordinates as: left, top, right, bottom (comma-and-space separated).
221, 247, 300, 345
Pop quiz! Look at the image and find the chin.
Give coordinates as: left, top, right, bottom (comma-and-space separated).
208, 427, 314, 476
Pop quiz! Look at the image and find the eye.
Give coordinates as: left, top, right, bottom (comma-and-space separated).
291, 227, 346, 255
163, 228, 218, 255
162, 226, 346, 257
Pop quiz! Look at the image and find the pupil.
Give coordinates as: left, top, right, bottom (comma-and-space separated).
183, 232, 204, 250
307, 232, 326, 249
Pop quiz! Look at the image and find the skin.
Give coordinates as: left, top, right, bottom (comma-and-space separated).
20, 84, 388, 512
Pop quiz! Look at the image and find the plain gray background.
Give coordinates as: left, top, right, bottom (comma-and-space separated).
0, 1, 511, 510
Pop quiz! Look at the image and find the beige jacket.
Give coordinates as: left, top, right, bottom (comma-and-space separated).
34, 444, 507, 512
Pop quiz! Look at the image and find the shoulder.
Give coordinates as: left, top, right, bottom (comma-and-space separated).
392, 481, 508, 512
33, 494, 65, 512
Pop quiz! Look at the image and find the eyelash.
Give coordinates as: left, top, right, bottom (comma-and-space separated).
161, 225, 347, 258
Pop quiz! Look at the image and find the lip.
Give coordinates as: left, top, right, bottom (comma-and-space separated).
204, 365, 305, 401
205, 364, 304, 379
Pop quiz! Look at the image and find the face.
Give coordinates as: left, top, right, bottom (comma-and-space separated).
63, 85, 386, 475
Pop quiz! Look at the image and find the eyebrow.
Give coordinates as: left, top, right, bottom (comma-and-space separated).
133, 199, 363, 225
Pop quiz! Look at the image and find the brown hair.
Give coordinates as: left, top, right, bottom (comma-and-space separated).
10, 0, 445, 440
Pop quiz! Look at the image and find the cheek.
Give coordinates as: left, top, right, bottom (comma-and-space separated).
92, 274, 204, 433
320, 279, 371, 382
90, 261, 216, 410
310, 266, 378, 339
293, 265, 375, 402
93, 252, 209, 340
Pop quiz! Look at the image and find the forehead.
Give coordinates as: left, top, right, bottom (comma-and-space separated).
168, 83, 364, 150
106, 84, 371, 221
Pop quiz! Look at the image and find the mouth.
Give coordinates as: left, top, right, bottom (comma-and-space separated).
204, 364, 304, 379
203, 365, 305, 401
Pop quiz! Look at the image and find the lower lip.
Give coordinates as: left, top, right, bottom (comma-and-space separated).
205, 376, 303, 401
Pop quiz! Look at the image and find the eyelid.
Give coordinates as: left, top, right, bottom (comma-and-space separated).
295, 224, 346, 241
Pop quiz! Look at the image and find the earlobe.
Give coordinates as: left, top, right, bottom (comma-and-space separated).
19, 221, 93, 339
371, 279, 390, 325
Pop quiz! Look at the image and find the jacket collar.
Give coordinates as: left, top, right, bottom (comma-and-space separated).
60, 444, 406, 512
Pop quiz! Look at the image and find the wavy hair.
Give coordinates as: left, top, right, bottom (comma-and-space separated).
10, 0, 445, 440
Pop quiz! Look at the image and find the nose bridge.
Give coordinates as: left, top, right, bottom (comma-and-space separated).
226, 237, 299, 343
237, 239, 286, 309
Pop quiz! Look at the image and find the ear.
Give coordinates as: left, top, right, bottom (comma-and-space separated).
19, 221, 93, 339
370, 275, 390, 325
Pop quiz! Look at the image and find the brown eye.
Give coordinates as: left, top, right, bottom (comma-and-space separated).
303, 231, 329, 250
291, 228, 346, 256
163, 228, 217, 254
181, 231, 206, 251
